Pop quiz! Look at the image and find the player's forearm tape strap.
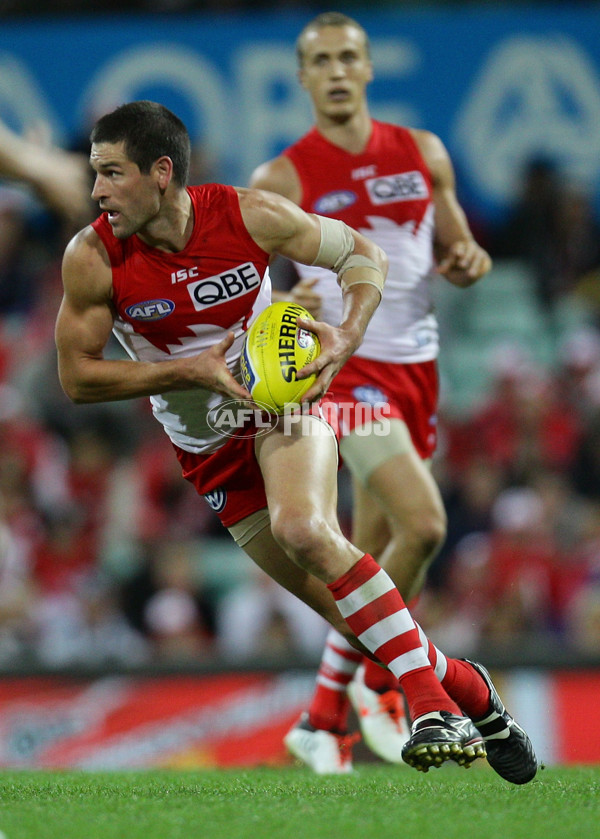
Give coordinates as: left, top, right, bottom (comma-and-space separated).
312, 216, 384, 297
338, 255, 385, 298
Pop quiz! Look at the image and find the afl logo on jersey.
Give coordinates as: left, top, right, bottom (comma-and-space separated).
313, 190, 357, 215
125, 299, 175, 321
203, 488, 227, 513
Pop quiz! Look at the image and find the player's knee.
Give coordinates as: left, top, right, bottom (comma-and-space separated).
403, 506, 447, 562
419, 508, 447, 557
270, 510, 335, 569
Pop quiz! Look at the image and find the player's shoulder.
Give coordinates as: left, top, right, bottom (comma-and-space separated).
235, 183, 297, 223
64, 222, 102, 257
249, 154, 301, 203
407, 127, 448, 163
188, 181, 236, 211
62, 222, 111, 277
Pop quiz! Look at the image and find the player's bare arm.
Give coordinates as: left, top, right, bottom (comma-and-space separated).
249, 154, 302, 205
412, 128, 492, 288
0, 119, 92, 226
56, 226, 251, 404
249, 158, 324, 316
237, 186, 387, 402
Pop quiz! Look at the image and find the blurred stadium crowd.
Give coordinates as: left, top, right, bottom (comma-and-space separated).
2, 128, 600, 672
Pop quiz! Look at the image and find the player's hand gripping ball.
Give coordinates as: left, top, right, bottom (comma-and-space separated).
241, 301, 321, 415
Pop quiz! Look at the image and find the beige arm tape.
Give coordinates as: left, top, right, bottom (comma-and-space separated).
338, 256, 385, 298
312, 215, 354, 270
312, 216, 385, 298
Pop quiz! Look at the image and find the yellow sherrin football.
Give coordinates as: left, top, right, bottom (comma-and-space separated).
241, 301, 321, 415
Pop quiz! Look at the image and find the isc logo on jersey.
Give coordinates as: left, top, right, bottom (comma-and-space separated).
365, 171, 428, 205
187, 262, 261, 311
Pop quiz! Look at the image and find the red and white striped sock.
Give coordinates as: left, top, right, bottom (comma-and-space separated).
415, 623, 490, 718
327, 554, 461, 722
362, 655, 401, 693
307, 628, 363, 732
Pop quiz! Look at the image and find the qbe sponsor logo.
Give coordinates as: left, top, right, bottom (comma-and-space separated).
365, 171, 428, 205
187, 262, 261, 311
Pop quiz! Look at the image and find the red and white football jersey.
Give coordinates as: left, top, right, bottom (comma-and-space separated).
93, 183, 271, 454
284, 121, 439, 364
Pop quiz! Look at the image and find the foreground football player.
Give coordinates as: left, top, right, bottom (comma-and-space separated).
56, 100, 532, 778
249, 11, 536, 784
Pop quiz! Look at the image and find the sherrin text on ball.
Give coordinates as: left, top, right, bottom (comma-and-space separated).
241, 301, 321, 414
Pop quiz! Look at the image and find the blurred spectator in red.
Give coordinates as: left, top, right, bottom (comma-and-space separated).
29, 505, 148, 666
446, 343, 582, 484
133, 414, 218, 542
420, 486, 567, 652
31, 506, 92, 597
553, 328, 600, 416
481, 488, 562, 642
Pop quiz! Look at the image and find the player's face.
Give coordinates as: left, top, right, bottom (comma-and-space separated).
299, 25, 373, 123
90, 141, 161, 239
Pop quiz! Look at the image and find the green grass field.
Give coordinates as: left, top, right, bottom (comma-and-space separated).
0, 764, 598, 839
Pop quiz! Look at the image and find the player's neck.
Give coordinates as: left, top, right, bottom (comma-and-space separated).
138, 188, 194, 253
315, 108, 372, 155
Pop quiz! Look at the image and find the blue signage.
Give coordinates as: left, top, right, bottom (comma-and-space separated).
1, 7, 600, 227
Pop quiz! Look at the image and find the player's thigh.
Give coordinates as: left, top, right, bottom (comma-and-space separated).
342, 417, 446, 533
255, 414, 341, 523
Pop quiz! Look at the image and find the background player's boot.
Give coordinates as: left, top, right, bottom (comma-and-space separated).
284, 713, 360, 774
348, 666, 410, 763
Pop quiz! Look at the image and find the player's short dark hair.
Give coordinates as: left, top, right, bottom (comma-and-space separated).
296, 12, 370, 66
90, 100, 191, 187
